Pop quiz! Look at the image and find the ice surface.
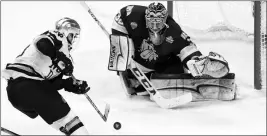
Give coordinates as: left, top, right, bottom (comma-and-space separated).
1, 1, 266, 135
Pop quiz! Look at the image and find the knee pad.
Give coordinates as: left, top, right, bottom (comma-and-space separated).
51, 111, 86, 135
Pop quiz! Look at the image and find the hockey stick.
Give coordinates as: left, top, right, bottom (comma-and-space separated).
79, 1, 193, 109
71, 74, 110, 122
1, 127, 20, 136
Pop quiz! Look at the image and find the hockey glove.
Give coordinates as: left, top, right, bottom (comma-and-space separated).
63, 77, 90, 94
187, 51, 229, 78
52, 51, 74, 76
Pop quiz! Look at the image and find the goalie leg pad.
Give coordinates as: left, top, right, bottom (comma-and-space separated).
150, 73, 236, 101
51, 110, 89, 135
108, 34, 134, 71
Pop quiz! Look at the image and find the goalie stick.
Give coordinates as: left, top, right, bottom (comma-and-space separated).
71, 74, 110, 122
1, 127, 20, 136
79, 1, 193, 109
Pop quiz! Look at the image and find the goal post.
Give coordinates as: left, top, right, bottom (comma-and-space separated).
167, 1, 266, 90
254, 1, 262, 90
167, 1, 173, 18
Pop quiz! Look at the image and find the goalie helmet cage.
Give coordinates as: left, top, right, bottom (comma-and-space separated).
167, 1, 266, 90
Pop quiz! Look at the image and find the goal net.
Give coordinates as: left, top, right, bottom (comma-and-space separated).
172, 1, 266, 90
173, 1, 255, 42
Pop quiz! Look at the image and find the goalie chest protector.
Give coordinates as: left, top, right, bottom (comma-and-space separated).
150, 73, 236, 101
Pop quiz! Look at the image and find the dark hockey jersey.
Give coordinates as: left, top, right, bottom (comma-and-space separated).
111, 5, 202, 71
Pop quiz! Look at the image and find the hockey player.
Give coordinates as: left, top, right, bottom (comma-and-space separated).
109, 2, 235, 100
1, 17, 90, 135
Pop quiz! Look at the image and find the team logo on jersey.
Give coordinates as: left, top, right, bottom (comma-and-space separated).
166, 36, 174, 43
126, 5, 134, 16
130, 22, 138, 30
139, 39, 158, 61
114, 12, 124, 26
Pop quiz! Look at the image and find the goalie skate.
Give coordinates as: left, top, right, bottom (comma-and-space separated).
119, 70, 149, 97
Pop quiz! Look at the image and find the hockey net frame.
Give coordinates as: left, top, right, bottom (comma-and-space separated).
168, 1, 266, 90
255, 1, 266, 90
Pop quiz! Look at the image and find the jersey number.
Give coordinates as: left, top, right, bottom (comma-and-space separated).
45, 63, 61, 79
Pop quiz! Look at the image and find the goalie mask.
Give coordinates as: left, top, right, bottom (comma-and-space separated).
55, 17, 81, 51
145, 2, 168, 45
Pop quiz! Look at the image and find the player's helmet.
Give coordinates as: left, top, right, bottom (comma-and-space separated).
145, 2, 168, 45
55, 17, 81, 51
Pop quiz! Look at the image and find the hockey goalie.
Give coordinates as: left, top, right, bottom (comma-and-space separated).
108, 2, 237, 102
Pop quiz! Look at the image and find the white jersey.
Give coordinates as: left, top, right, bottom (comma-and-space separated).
2, 30, 72, 81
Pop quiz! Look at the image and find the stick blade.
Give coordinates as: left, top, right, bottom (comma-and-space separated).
152, 92, 193, 109
103, 103, 110, 121
1, 127, 20, 136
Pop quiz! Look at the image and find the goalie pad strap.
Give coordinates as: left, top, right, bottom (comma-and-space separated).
108, 34, 134, 71
151, 73, 235, 79
150, 73, 236, 101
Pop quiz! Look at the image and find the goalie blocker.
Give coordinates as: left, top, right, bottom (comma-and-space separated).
150, 73, 237, 101
108, 34, 134, 71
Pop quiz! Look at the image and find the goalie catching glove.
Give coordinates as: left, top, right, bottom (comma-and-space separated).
63, 77, 89, 94
187, 52, 229, 78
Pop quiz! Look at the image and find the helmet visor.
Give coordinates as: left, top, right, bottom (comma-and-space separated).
145, 12, 167, 33
66, 28, 80, 51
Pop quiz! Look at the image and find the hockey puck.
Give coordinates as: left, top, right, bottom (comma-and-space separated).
113, 122, 121, 130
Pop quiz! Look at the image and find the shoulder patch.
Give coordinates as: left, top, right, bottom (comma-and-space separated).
166, 36, 174, 43
43, 30, 64, 48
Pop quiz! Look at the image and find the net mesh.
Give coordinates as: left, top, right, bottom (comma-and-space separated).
173, 1, 266, 90
173, 1, 254, 42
